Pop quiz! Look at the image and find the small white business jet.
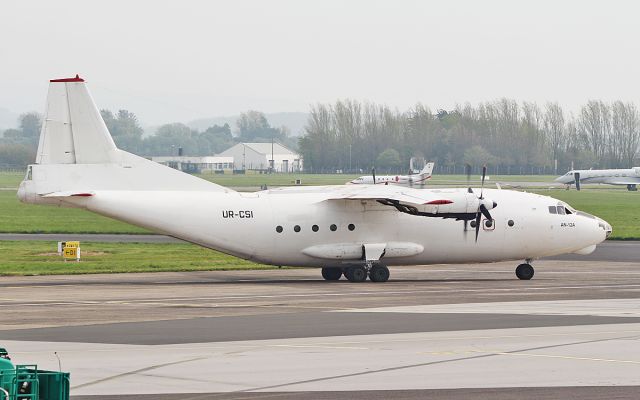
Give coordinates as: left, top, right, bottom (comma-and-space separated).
349, 163, 434, 186
556, 168, 640, 191
18, 76, 612, 282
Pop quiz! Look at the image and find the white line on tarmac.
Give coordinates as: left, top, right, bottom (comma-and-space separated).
3, 283, 640, 307
495, 351, 640, 365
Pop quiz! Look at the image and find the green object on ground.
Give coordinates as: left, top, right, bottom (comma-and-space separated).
0, 348, 70, 400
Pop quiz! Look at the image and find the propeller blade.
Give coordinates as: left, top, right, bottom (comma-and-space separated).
479, 203, 492, 220
480, 165, 487, 199
474, 212, 482, 242
372, 167, 376, 185
574, 171, 581, 191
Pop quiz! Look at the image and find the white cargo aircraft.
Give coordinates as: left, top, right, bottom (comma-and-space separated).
349, 162, 434, 186
555, 168, 640, 191
18, 76, 612, 282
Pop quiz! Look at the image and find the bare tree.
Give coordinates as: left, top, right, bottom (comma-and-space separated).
543, 102, 565, 173
579, 100, 610, 166
611, 101, 640, 167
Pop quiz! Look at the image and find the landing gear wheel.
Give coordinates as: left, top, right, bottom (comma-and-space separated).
515, 263, 534, 280
321, 267, 342, 281
369, 265, 390, 282
344, 266, 367, 282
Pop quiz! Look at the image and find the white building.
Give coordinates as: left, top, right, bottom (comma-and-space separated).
217, 143, 302, 172
152, 156, 234, 173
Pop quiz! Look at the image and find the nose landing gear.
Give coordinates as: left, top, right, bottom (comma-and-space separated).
515, 263, 534, 280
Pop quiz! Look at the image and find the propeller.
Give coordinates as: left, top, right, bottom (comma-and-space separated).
474, 165, 489, 241
463, 164, 472, 235
465, 165, 498, 242
574, 171, 581, 191
372, 167, 376, 185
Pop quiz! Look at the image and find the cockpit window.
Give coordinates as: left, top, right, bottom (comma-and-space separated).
548, 206, 557, 214
557, 206, 566, 215
26, 166, 32, 181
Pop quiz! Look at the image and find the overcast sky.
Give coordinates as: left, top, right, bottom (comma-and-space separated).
1, 0, 639, 125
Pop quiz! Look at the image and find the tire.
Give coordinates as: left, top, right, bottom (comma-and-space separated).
321, 267, 342, 281
345, 266, 367, 282
369, 265, 390, 282
515, 263, 534, 280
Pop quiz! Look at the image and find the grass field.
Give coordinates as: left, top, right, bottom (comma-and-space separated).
0, 191, 148, 233
0, 241, 270, 275
0, 170, 559, 189
1, 172, 637, 238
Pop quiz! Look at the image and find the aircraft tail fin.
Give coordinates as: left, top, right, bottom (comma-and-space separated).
419, 162, 435, 178
19, 76, 229, 206
36, 75, 118, 165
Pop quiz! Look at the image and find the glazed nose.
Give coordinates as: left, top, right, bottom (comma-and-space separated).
597, 217, 612, 238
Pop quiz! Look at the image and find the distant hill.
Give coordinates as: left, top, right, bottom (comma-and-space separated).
188, 112, 309, 137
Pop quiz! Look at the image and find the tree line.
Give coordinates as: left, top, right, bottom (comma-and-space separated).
0, 110, 295, 168
299, 99, 640, 174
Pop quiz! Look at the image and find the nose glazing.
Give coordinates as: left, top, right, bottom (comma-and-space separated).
597, 218, 612, 238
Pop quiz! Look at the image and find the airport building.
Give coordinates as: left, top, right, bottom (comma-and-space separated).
217, 142, 302, 172
151, 143, 302, 173
151, 156, 234, 173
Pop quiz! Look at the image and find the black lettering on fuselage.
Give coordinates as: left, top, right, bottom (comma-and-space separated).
223, 210, 254, 219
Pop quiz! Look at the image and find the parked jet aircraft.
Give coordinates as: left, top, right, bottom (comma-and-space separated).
349, 162, 434, 186
18, 76, 612, 282
555, 168, 640, 191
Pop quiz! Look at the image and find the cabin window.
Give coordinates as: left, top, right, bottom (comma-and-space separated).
294, 225, 301, 232
469, 220, 477, 228
312, 225, 319, 232
508, 219, 515, 227
548, 206, 557, 214
348, 223, 355, 231
330, 224, 337, 231
484, 220, 493, 228
276, 226, 283, 233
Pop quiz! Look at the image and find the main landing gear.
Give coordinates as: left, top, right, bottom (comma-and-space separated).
321, 265, 390, 283
515, 262, 534, 280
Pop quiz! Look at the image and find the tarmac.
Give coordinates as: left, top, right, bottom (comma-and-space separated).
1, 244, 639, 399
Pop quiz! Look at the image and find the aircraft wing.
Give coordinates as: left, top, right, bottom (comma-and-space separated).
322, 185, 496, 220
325, 185, 453, 206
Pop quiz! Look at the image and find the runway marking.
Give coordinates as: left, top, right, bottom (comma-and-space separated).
71, 355, 208, 390
495, 351, 640, 365
335, 298, 640, 318
270, 344, 369, 350
240, 334, 636, 392
4, 284, 640, 307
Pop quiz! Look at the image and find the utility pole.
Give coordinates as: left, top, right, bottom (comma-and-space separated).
271, 136, 274, 173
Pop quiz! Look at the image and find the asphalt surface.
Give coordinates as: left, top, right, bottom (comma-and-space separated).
1, 255, 640, 399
